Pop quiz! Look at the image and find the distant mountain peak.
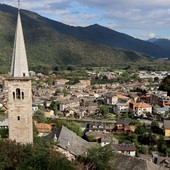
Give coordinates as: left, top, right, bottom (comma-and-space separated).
86, 23, 103, 28
91, 23, 100, 26
147, 38, 158, 43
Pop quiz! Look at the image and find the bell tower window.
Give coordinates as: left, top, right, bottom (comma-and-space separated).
17, 116, 20, 121
22, 92, 24, 99
16, 88, 21, 99
13, 92, 15, 99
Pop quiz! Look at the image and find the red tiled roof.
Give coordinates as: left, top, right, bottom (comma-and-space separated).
35, 122, 52, 133
135, 102, 151, 108
117, 94, 129, 100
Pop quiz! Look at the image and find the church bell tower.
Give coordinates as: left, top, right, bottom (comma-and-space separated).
6, 1, 33, 144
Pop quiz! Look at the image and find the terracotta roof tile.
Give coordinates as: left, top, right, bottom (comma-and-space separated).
135, 102, 151, 108
117, 94, 129, 100
35, 123, 52, 133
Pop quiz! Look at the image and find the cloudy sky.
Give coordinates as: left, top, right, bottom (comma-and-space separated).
1, 0, 170, 40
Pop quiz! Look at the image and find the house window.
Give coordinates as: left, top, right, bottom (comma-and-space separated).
16, 88, 21, 99
23, 73, 25, 77
17, 116, 20, 121
22, 92, 24, 99
13, 92, 15, 99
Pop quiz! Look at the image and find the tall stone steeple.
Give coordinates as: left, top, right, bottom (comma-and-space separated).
10, 0, 29, 77
6, 0, 33, 144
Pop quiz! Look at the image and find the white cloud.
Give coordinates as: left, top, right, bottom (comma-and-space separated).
148, 33, 156, 38
1, 0, 170, 39
45, 10, 71, 15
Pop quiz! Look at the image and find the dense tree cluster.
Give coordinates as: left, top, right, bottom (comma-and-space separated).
78, 145, 115, 170
0, 139, 117, 170
0, 140, 75, 170
159, 75, 170, 96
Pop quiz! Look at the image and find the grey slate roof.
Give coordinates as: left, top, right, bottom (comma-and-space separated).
46, 125, 95, 156
110, 153, 166, 170
116, 118, 132, 125
112, 144, 136, 151
155, 107, 170, 112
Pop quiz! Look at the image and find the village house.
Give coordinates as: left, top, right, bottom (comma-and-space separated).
69, 80, 91, 90
44, 100, 52, 108
122, 82, 144, 92
32, 98, 44, 107
114, 102, 130, 114
150, 91, 168, 105
87, 123, 106, 132
129, 101, 152, 117
78, 80, 91, 87
105, 93, 130, 106
85, 131, 118, 146
154, 106, 170, 117
54, 79, 69, 86
59, 99, 80, 111
105, 92, 118, 105
29, 70, 36, 76
46, 88, 57, 96
101, 134, 118, 147
97, 71, 120, 80
128, 92, 140, 102
163, 120, 170, 137
115, 118, 136, 133
157, 97, 170, 107
138, 71, 167, 80
91, 84, 108, 94
86, 123, 115, 132
138, 94, 151, 103
44, 109, 55, 118
32, 104, 39, 113
34, 121, 53, 136
86, 102, 98, 114
71, 91, 90, 98
112, 144, 136, 156
33, 87, 49, 97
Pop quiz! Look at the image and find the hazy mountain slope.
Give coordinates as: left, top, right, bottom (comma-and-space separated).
45, 20, 170, 58
149, 38, 170, 55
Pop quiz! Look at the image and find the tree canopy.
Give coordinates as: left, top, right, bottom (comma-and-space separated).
159, 75, 170, 96
0, 140, 75, 170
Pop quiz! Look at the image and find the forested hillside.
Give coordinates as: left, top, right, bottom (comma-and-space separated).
1, 4, 170, 73
0, 4, 152, 73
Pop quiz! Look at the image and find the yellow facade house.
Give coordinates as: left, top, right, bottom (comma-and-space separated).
163, 120, 170, 137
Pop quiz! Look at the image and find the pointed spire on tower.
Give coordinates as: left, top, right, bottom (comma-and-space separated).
10, 0, 29, 77
18, 0, 20, 11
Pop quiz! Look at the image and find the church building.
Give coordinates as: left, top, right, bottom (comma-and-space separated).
5, 1, 33, 144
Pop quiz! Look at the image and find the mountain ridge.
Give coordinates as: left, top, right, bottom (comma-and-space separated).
148, 38, 170, 55
42, 14, 170, 58
0, 4, 168, 73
